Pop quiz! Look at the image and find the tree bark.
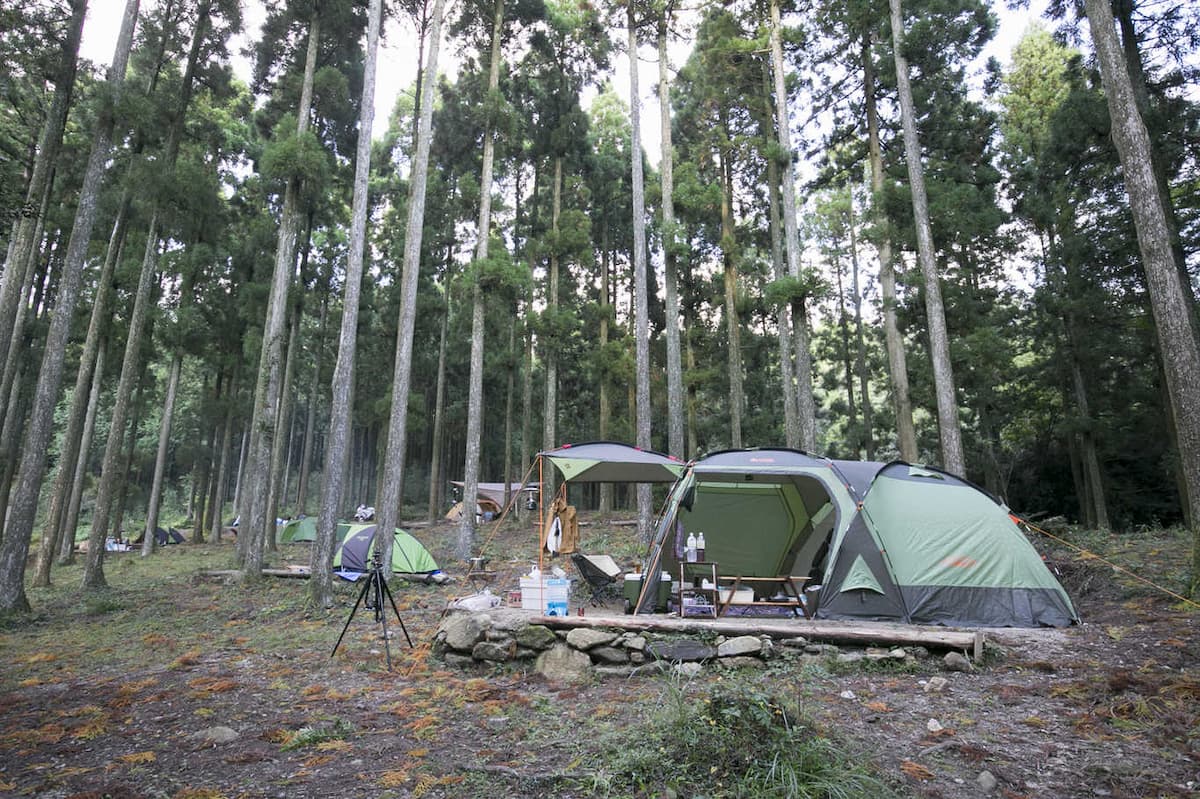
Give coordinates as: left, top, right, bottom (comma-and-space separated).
718, 136, 743, 449
1083, 0, 1200, 593
209, 375, 235, 542
847, 201, 875, 459
598, 237, 612, 515
141, 355, 181, 555
310, 0, 382, 607
33, 343, 104, 585
58, 343, 106, 565
888, 0, 965, 474
0, 0, 87, 401
242, 11, 319, 576
372, 0, 445, 577
628, 4, 654, 541
42, 204, 128, 565
766, 149, 798, 449
769, 0, 816, 451
427, 292, 449, 523
658, 9, 684, 460
266, 306, 300, 551
84, 0, 208, 589
0, 0, 139, 613
458, 0, 506, 560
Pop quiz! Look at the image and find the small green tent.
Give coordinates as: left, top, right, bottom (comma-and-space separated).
636, 449, 1077, 628
333, 524, 439, 574
279, 517, 317, 543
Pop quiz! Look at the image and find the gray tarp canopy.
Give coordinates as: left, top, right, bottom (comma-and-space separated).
540, 441, 685, 483
449, 481, 538, 508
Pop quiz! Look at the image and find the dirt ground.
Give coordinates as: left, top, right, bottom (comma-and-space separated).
1, 518, 1198, 798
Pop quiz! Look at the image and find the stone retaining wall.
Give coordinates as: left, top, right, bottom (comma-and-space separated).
434, 608, 944, 683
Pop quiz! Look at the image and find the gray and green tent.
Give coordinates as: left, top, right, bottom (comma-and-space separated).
636, 449, 1076, 628
333, 524, 439, 575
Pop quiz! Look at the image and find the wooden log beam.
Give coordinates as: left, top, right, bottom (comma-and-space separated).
196, 569, 450, 585
533, 613, 984, 657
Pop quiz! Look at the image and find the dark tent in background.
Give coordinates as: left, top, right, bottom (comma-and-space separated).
636, 449, 1077, 628
132, 527, 185, 546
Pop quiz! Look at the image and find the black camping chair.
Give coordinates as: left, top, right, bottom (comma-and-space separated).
571, 553, 623, 606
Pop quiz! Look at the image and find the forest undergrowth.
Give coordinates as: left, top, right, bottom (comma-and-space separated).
1, 514, 1197, 798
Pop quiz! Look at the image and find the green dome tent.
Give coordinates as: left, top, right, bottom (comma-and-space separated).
279, 517, 317, 543
636, 449, 1077, 628
333, 524, 439, 575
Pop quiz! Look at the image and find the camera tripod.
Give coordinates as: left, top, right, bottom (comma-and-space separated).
330, 550, 413, 670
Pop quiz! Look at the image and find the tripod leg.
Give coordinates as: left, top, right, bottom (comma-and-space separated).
381, 579, 414, 648
371, 572, 393, 670
330, 575, 372, 659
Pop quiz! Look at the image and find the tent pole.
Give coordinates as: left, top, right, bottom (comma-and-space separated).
538, 454, 545, 573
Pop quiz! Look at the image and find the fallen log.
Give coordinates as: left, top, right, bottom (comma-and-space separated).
533, 613, 984, 658
196, 569, 451, 585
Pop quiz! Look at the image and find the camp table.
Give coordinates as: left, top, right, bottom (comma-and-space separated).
715, 574, 810, 618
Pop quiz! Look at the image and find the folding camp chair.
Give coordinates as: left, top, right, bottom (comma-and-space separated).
571, 553, 623, 606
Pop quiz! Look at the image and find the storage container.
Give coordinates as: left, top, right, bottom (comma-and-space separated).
519, 576, 571, 615
719, 587, 755, 605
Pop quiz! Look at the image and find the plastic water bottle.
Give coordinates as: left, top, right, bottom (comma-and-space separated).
696, 532, 706, 561
686, 532, 697, 562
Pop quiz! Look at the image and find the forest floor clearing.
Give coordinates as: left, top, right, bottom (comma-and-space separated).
1, 515, 1198, 798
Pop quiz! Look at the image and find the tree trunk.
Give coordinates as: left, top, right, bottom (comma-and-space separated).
0, 0, 139, 613
427, 296, 449, 523
769, 0, 815, 451
242, 11, 319, 576
141, 355, 181, 555
685, 326, 699, 459
1084, 0, 1200, 593
766, 147, 798, 449
0, 0, 87, 398
193, 403, 216, 544
718, 137, 743, 449
310, 0, 382, 607
112, 374, 146, 549
628, 4, 653, 541
1113, 0, 1195, 330
598, 237, 612, 515
232, 425, 248, 519
0, 181, 55, 454
544, 157, 562, 460
458, 0, 505, 559
295, 295, 326, 514
58, 343, 106, 565
847, 201, 875, 459
36, 251, 113, 579
503, 316, 516, 514
33, 343, 105, 585
833, 248, 860, 454
658, 10, 684, 460
888, 0, 965, 474
210, 376, 235, 542
84, 0, 210, 588
266, 306, 300, 551
372, 0, 445, 577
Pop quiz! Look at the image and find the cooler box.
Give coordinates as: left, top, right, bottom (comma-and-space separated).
520, 577, 571, 615
622, 571, 672, 611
